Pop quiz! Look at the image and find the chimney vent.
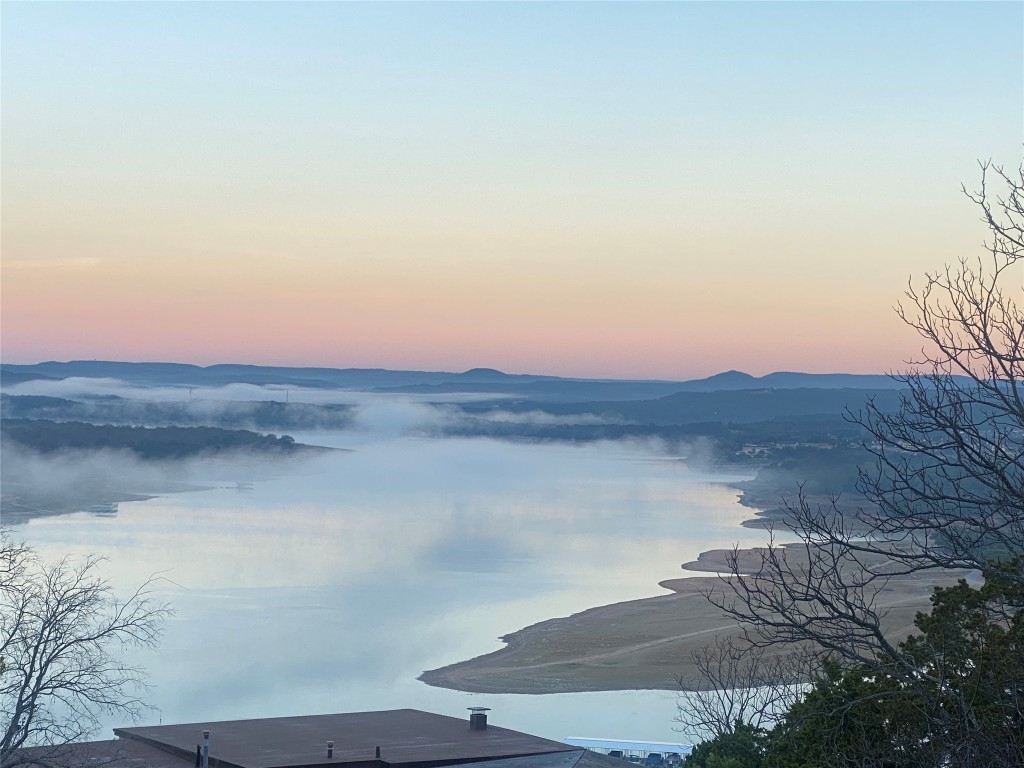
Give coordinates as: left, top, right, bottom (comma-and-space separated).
202, 731, 210, 768
375, 747, 381, 759
327, 742, 334, 759
468, 707, 490, 731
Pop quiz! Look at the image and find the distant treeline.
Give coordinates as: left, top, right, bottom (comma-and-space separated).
0, 394, 353, 431
444, 410, 878, 514
457, 387, 904, 425
1, 418, 317, 460
443, 412, 865, 453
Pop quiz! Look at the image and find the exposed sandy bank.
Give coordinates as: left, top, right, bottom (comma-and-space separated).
419, 547, 967, 695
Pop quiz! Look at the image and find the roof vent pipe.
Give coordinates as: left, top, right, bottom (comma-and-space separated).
468, 707, 490, 731
327, 742, 334, 759
202, 731, 210, 768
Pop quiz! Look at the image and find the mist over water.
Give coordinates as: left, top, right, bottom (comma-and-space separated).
5, 378, 502, 408
6, 388, 770, 744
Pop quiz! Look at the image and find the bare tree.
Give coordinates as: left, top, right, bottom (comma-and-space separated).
0, 532, 170, 768
674, 632, 816, 741
699, 162, 1024, 765
853, 162, 1024, 583
713, 161, 1023, 645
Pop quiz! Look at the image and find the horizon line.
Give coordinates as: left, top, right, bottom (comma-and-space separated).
0, 358, 911, 385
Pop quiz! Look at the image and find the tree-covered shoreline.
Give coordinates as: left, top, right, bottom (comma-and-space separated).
0, 418, 322, 460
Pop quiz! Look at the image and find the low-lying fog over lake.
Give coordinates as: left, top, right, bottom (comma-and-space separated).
5, 386, 772, 744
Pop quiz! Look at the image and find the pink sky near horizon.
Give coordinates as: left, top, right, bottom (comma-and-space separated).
2, 3, 1020, 380
1, 252, 925, 379
0, 185, 983, 379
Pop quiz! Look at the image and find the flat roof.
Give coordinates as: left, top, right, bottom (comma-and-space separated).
14, 738, 197, 768
115, 710, 574, 768
14, 741, 602, 768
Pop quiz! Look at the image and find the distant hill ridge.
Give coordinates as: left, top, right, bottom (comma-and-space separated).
0, 360, 907, 399
673, 370, 903, 391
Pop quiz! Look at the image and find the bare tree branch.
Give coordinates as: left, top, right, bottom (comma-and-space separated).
687, 162, 1024, 766
674, 632, 817, 741
0, 531, 171, 768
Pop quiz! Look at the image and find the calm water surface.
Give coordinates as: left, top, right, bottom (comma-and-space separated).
15, 429, 770, 744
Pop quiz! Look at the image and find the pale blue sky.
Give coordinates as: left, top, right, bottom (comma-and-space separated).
3, 2, 1022, 376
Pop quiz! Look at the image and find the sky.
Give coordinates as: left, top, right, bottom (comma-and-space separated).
2, 1, 1021, 380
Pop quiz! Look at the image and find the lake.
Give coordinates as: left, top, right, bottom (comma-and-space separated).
12, 413, 770, 745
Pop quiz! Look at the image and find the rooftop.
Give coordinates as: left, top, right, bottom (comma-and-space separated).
114, 709, 573, 768
16, 709, 633, 768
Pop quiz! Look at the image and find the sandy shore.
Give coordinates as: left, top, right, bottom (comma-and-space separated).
419, 547, 966, 694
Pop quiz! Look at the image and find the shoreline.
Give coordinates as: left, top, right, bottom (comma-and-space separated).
419, 479, 958, 695
419, 548, 963, 695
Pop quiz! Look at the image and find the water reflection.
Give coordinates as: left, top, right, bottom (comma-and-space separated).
17, 435, 768, 744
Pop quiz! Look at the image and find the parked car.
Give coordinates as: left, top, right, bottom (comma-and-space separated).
644, 754, 663, 767
608, 751, 624, 760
